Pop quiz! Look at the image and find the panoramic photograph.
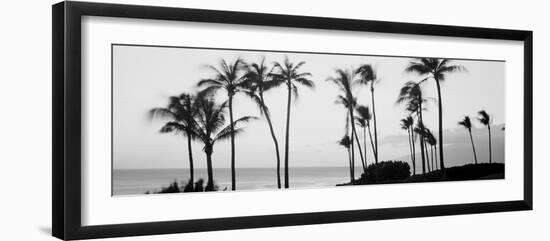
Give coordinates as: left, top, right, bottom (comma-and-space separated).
112, 44, 505, 196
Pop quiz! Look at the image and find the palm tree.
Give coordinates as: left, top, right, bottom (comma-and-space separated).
271, 56, 314, 188
355, 105, 371, 167
413, 121, 430, 174
355, 105, 376, 165
355, 64, 379, 164
478, 110, 492, 163
197, 58, 248, 191
405, 58, 465, 175
458, 116, 478, 164
424, 128, 437, 172
150, 93, 198, 188
338, 135, 353, 182
397, 81, 428, 174
243, 58, 283, 189
192, 96, 256, 190
400, 116, 415, 175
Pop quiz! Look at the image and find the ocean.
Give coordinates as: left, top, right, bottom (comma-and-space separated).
113, 167, 352, 195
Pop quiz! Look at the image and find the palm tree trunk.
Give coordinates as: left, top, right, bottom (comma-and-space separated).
407, 128, 414, 175
205, 145, 214, 191
349, 109, 356, 182
434, 78, 445, 175
488, 126, 492, 164
418, 107, 426, 174
284, 85, 292, 188
228, 96, 236, 191
425, 141, 431, 172
411, 126, 417, 175
186, 132, 194, 186
261, 96, 282, 189
363, 127, 368, 167
370, 86, 379, 163
367, 124, 376, 162
468, 130, 478, 164
353, 128, 366, 173
431, 145, 434, 172
347, 147, 353, 182
434, 144, 438, 170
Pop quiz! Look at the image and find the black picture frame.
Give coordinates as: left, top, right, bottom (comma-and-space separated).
52, 1, 533, 240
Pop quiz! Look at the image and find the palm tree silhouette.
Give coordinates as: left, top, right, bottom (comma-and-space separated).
197, 58, 248, 191
271, 56, 314, 188
397, 81, 428, 174
328, 68, 369, 178
405, 58, 465, 175
400, 116, 415, 175
355, 64, 379, 164
338, 135, 353, 182
458, 116, 478, 164
242, 58, 283, 189
192, 96, 257, 191
355, 105, 374, 168
413, 122, 431, 173
478, 110, 492, 163
424, 128, 437, 172
150, 93, 198, 188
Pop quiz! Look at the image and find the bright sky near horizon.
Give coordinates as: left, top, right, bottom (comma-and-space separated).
112, 45, 505, 169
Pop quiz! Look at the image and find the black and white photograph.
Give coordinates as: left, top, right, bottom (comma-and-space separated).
112, 44, 506, 196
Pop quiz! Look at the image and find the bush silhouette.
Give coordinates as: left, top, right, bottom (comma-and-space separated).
361, 160, 411, 183
145, 178, 219, 194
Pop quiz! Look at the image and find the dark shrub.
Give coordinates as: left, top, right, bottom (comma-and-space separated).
146, 178, 219, 194
156, 180, 180, 193
362, 160, 411, 183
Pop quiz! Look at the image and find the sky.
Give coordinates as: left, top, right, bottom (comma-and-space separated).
112, 45, 505, 170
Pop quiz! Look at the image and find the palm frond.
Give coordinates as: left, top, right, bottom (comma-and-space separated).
197, 78, 224, 88
159, 121, 186, 134
149, 107, 175, 121
294, 77, 315, 88
477, 110, 491, 125
458, 116, 472, 129
405, 62, 431, 75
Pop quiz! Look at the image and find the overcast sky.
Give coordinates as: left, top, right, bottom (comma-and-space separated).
112, 45, 505, 170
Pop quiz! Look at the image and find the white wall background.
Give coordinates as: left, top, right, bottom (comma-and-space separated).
0, 0, 547, 240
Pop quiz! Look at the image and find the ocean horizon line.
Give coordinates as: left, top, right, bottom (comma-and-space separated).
114, 166, 357, 171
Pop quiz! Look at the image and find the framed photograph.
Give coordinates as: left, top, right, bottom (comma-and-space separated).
52, 1, 533, 240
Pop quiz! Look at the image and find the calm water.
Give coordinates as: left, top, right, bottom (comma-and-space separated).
113, 167, 352, 195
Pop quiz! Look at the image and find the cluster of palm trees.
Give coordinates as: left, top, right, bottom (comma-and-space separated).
458, 110, 494, 165
330, 65, 381, 182
396, 58, 466, 176
396, 56, 497, 176
151, 56, 313, 191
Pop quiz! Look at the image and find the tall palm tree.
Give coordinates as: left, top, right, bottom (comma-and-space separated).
400, 116, 415, 175
405, 58, 465, 175
150, 93, 198, 188
243, 58, 283, 189
270, 56, 314, 188
192, 96, 256, 191
478, 110, 492, 163
197, 58, 248, 191
355, 64, 379, 164
397, 81, 428, 174
458, 116, 478, 164
338, 135, 353, 182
